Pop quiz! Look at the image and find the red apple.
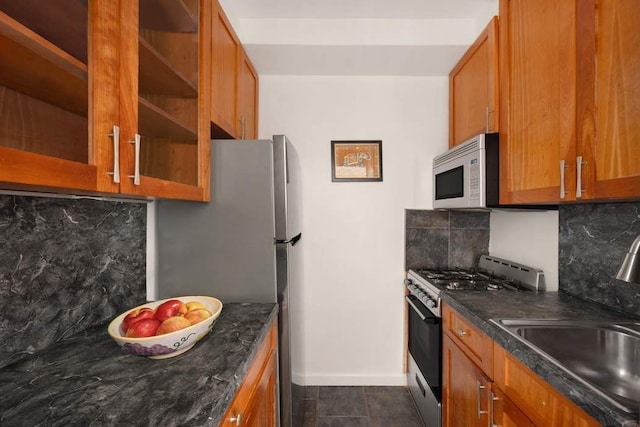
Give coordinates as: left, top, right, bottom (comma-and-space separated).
154, 299, 187, 322
185, 308, 212, 325
126, 318, 161, 338
156, 316, 191, 336
121, 307, 155, 334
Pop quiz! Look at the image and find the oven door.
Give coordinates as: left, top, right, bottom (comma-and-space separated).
406, 294, 441, 400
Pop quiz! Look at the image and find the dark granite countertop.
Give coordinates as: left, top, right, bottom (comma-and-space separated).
0, 302, 278, 427
441, 291, 640, 427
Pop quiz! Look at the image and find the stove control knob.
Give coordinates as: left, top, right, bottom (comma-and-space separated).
426, 299, 436, 309
403, 279, 413, 286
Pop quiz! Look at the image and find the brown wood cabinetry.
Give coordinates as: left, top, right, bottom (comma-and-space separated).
222, 320, 277, 426
449, 17, 499, 148
0, 0, 210, 201
443, 334, 492, 427
211, 0, 259, 140
499, 0, 640, 205
442, 303, 599, 427
490, 385, 535, 427
237, 46, 259, 139
493, 344, 600, 427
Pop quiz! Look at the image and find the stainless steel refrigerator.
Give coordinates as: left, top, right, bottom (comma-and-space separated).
153, 135, 301, 427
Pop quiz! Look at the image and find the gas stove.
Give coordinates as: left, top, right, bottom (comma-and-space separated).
405, 255, 545, 317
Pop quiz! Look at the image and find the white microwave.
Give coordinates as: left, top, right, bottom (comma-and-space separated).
433, 133, 499, 210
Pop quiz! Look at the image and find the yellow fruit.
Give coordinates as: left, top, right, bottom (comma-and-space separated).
185, 301, 206, 312
185, 308, 212, 325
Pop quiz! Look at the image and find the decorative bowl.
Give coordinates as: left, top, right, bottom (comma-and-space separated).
107, 296, 223, 359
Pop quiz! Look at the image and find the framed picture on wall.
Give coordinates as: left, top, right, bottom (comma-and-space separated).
331, 140, 383, 182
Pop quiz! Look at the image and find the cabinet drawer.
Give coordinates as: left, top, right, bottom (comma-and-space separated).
221, 320, 277, 426
493, 344, 599, 427
442, 303, 493, 376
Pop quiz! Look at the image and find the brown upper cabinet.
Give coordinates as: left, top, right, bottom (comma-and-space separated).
0, 0, 211, 201
449, 17, 499, 148
211, 0, 259, 140
499, 0, 640, 205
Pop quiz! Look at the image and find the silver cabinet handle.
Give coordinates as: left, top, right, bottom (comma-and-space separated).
477, 380, 488, 419
129, 133, 140, 185
490, 391, 499, 427
229, 412, 242, 425
107, 125, 120, 183
560, 160, 567, 199
457, 329, 467, 337
576, 156, 585, 198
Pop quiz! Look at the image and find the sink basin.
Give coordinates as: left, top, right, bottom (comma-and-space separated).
493, 319, 640, 414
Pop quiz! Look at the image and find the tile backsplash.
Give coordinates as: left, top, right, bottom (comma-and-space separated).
405, 209, 490, 270
0, 195, 146, 368
559, 202, 640, 318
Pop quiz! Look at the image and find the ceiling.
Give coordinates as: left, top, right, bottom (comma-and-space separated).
220, 0, 499, 76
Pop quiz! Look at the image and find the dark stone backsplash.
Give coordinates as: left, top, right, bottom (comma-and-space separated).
405, 209, 490, 270
0, 195, 147, 368
559, 202, 640, 318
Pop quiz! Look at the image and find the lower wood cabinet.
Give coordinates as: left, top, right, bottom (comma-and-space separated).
491, 385, 535, 427
442, 333, 492, 427
493, 344, 600, 427
442, 303, 600, 427
221, 320, 277, 426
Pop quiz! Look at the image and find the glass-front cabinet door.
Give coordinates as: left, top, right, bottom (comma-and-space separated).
119, 0, 209, 201
0, 0, 119, 194
0, 0, 208, 201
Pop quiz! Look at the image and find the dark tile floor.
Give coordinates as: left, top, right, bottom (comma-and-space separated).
297, 386, 424, 427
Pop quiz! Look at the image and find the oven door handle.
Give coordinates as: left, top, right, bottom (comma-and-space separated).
405, 295, 439, 324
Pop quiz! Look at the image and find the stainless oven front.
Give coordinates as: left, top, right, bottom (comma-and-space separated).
406, 294, 442, 426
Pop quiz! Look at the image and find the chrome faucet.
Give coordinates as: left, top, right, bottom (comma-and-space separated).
616, 235, 640, 284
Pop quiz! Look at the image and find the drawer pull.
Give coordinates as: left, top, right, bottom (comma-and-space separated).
229, 412, 242, 425
457, 329, 468, 337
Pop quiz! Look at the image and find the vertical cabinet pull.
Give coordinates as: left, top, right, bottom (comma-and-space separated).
576, 156, 586, 198
559, 160, 568, 199
477, 380, 488, 419
129, 133, 141, 185
107, 125, 121, 183
490, 391, 499, 427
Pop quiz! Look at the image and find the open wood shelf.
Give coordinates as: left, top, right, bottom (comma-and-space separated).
139, 0, 197, 33
0, 11, 88, 116
139, 37, 197, 97
139, 97, 197, 141
0, 0, 88, 63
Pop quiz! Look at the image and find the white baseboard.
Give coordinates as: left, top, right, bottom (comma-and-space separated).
292, 372, 406, 386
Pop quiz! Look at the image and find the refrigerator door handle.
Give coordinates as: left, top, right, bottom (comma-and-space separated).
274, 232, 302, 246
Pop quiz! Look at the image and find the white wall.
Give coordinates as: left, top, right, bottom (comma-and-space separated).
259, 76, 448, 385
490, 210, 559, 291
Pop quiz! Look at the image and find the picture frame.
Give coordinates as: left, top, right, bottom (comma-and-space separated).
331, 140, 383, 182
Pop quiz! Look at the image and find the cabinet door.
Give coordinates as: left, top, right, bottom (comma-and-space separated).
0, 0, 119, 194
211, 0, 239, 138
237, 46, 259, 140
442, 334, 491, 427
577, 0, 640, 201
491, 385, 535, 427
499, 0, 577, 204
449, 17, 498, 148
242, 349, 277, 426
119, 0, 207, 201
